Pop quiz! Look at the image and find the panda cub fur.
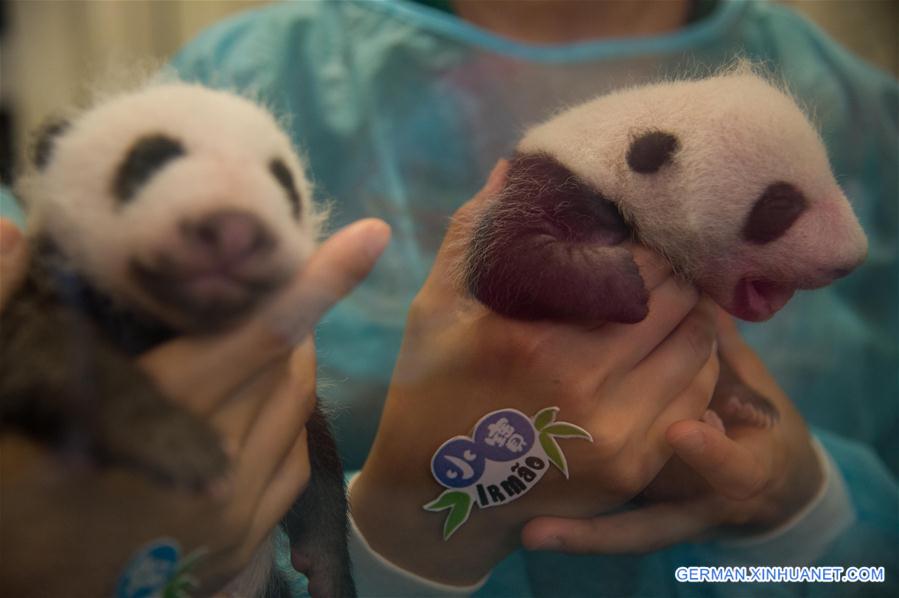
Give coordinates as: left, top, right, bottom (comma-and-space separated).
465, 66, 867, 432
0, 83, 353, 597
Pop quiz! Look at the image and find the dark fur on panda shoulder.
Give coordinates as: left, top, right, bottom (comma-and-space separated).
13, 107, 355, 597
0, 241, 228, 486
466, 152, 649, 323
0, 240, 357, 597
465, 152, 781, 437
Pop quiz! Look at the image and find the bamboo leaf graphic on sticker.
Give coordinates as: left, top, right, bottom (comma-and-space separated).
533, 407, 559, 431
539, 433, 569, 477
541, 423, 593, 440
162, 548, 205, 598
539, 419, 592, 477
424, 490, 473, 540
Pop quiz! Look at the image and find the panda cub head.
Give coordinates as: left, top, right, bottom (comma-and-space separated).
469, 66, 868, 323
25, 83, 322, 332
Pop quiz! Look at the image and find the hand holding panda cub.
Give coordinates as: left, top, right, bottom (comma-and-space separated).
0, 84, 387, 597
464, 67, 867, 441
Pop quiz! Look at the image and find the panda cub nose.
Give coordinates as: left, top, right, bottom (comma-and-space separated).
184, 210, 273, 264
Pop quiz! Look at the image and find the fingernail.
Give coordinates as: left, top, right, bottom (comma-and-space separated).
0, 221, 21, 254
484, 159, 508, 190
487, 160, 504, 182
364, 220, 391, 259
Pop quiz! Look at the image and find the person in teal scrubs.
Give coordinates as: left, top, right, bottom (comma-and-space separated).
171, 0, 897, 595
1, 0, 887, 595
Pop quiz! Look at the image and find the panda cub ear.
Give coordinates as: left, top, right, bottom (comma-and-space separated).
626, 130, 679, 174
32, 117, 72, 170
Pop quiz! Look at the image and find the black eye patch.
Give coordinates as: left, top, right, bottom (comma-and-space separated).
33, 118, 71, 170
626, 130, 679, 174
268, 158, 301, 219
113, 134, 185, 203
743, 182, 808, 244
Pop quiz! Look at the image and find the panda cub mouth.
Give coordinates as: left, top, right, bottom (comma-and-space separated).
131, 258, 289, 331
126, 209, 299, 331
732, 277, 796, 322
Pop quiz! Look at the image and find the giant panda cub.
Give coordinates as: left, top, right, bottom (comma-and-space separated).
465, 66, 867, 442
0, 84, 354, 597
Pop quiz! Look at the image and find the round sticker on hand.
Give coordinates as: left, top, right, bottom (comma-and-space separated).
424, 407, 592, 540
116, 539, 205, 598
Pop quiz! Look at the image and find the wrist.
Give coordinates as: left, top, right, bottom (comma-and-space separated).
348, 474, 491, 595
350, 448, 519, 586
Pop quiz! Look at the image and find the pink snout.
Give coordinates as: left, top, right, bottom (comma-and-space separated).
181, 209, 274, 266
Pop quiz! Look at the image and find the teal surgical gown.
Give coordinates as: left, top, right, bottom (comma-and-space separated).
171, 0, 897, 595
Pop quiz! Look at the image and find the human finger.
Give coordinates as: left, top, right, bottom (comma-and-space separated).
209, 339, 315, 455
713, 307, 774, 389
140, 219, 388, 413
508, 242, 674, 371
236, 339, 317, 499
619, 297, 718, 416
423, 160, 509, 293
258, 218, 391, 345
596, 276, 701, 374
521, 497, 720, 554
208, 360, 286, 454
628, 244, 673, 293
0, 219, 29, 309
666, 419, 771, 500
443, 160, 509, 248
646, 348, 720, 445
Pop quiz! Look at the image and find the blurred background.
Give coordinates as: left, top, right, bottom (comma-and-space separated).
1, 0, 896, 185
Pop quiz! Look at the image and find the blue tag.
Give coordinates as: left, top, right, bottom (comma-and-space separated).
115, 539, 181, 598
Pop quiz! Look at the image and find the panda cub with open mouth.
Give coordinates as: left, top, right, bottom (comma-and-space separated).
465, 66, 867, 445
0, 83, 354, 597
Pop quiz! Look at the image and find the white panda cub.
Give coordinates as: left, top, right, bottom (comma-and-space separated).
464, 66, 867, 433
1, 84, 353, 597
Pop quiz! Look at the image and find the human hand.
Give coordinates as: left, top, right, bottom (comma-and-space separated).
0, 218, 390, 596
350, 163, 719, 586
0, 340, 317, 597
520, 308, 823, 553
0, 218, 28, 306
